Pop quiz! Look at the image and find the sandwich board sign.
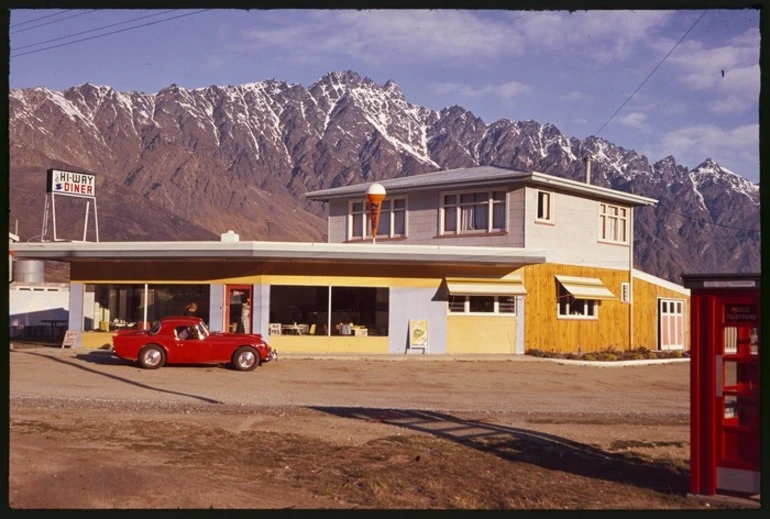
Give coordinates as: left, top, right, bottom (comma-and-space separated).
61, 330, 79, 349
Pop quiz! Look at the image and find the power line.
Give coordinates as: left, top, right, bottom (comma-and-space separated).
10, 9, 75, 28
10, 10, 98, 34
13, 10, 178, 52
11, 9, 211, 58
594, 10, 709, 136
652, 205, 760, 234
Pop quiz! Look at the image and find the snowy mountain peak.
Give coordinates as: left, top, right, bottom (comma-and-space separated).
7, 70, 760, 282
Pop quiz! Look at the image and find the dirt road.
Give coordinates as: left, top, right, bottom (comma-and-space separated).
7, 347, 734, 509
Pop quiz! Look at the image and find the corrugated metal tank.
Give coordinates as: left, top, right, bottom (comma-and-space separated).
13, 260, 45, 283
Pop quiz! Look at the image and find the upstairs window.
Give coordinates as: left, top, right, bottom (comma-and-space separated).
441, 190, 506, 235
349, 197, 407, 240
599, 203, 628, 244
536, 190, 553, 222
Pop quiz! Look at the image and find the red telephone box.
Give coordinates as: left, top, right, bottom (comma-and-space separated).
683, 273, 761, 498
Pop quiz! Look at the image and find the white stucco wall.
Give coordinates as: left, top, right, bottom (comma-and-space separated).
524, 187, 632, 270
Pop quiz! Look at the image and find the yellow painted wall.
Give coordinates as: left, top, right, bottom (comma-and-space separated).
264, 335, 389, 354
632, 277, 690, 350
446, 316, 517, 354
80, 331, 115, 350
518, 263, 631, 353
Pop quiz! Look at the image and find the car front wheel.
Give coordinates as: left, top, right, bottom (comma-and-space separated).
232, 346, 259, 371
138, 345, 166, 369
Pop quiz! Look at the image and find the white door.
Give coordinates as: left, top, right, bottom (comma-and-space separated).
658, 299, 685, 350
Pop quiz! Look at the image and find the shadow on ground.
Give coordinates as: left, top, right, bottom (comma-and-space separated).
312, 406, 690, 495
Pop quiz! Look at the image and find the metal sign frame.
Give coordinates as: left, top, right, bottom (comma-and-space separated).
41, 168, 100, 242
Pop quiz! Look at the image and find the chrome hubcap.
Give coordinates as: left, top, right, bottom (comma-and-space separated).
145, 349, 160, 365
239, 351, 255, 368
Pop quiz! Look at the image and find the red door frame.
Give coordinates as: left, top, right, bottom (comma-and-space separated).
224, 284, 252, 333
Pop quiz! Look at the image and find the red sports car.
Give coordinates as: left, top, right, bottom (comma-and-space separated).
112, 316, 277, 371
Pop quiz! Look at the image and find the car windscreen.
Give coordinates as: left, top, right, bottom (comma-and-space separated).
196, 322, 210, 339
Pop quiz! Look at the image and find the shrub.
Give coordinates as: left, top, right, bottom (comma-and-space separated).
670, 350, 683, 358
645, 351, 658, 360
631, 353, 645, 360
526, 349, 544, 357
583, 354, 596, 361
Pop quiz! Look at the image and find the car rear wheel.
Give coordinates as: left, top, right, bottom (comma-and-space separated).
232, 346, 259, 371
138, 345, 166, 369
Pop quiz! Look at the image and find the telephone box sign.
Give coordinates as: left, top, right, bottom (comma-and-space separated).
46, 169, 96, 198
704, 280, 756, 288
724, 304, 757, 323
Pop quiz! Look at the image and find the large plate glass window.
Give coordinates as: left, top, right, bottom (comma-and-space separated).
86, 284, 211, 331
269, 285, 389, 337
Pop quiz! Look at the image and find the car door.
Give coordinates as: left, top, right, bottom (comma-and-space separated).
173, 325, 211, 363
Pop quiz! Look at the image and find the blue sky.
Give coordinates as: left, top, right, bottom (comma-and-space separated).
9, 8, 761, 183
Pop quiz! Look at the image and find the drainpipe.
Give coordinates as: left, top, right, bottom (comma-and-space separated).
629, 208, 634, 351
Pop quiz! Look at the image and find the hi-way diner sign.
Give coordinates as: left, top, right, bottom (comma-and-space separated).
46, 168, 96, 198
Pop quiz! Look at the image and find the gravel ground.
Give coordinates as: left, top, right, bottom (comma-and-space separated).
8, 345, 753, 510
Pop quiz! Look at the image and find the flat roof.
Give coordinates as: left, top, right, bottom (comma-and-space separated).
305, 165, 657, 207
10, 240, 548, 267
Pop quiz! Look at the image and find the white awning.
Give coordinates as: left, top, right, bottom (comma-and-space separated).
556, 275, 616, 300
446, 275, 527, 296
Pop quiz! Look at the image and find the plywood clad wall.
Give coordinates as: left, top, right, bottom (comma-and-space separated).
328, 199, 348, 242
632, 277, 690, 350
519, 263, 631, 353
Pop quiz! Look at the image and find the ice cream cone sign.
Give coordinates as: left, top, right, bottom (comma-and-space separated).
366, 183, 386, 243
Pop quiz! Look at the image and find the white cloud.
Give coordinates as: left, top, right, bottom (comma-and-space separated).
236, 10, 526, 64
710, 95, 751, 115
560, 91, 592, 102
430, 80, 531, 104
617, 112, 651, 132
652, 123, 758, 174
520, 10, 673, 63
231, 10, 675, 66
663, 27, 759, 110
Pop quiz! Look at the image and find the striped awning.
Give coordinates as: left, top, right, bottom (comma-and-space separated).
556, 275, 616, 300
446, 274, 527, 296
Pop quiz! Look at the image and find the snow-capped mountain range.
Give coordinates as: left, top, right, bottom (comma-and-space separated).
8, 70, 760, 283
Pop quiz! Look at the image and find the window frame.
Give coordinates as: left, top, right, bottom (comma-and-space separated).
557, 283, 599, 320
348, 196, 407, 240
447, 294, 517, 315
598, 202, 629, 244
535, 190, 554, 223
439, 188, 507, 235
